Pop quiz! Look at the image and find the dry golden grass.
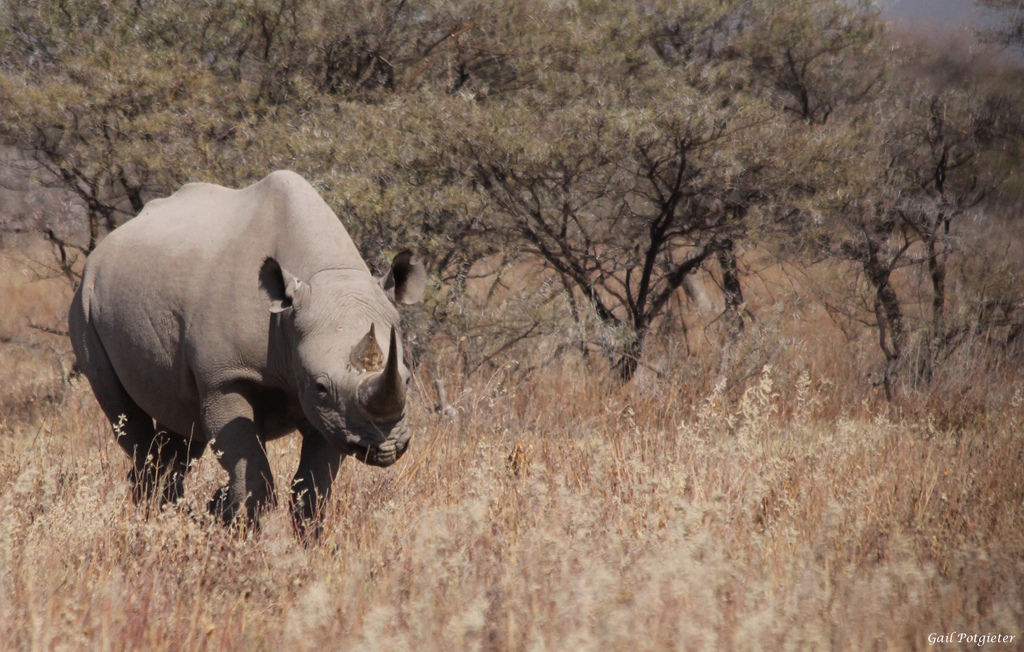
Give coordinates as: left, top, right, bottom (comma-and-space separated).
1, 248, 1023, 650
0, 240, 74, 427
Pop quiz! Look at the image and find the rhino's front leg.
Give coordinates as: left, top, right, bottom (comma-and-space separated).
290, 423, 343, 542
202, 389, 276, 530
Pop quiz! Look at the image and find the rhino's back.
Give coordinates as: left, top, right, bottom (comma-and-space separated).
73, 171, 362, 433
93, 170, 362, 281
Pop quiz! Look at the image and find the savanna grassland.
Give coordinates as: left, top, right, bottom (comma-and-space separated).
3, 0, 1024, 649
2, 240, 1023, 650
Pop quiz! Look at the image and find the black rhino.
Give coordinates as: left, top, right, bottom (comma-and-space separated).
69, 170, 425, 537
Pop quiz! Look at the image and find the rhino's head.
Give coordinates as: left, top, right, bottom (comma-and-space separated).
260, 251, 426, 467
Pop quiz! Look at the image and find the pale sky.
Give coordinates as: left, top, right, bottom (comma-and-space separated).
881, 0, 1000, 29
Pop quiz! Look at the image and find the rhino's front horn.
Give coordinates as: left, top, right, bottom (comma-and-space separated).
357, 326, 406, 421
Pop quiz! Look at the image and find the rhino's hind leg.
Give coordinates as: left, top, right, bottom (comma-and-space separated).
150, 425, 207, 506
70, 316, 166, 505
290, 424, 344, 542
114, 413, 161, 505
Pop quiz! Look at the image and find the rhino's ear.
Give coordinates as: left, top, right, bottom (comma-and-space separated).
382, 249, 426, 305
259, 257, 303, 314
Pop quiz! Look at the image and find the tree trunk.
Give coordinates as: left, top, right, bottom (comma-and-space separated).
927, 218, 950, 343
865, 252, 905, 402
558, 273, 589, 360
614, 328, 646, 382
923, 233, 947, 383
928, 245, 945, 341
717, 240, 745, 339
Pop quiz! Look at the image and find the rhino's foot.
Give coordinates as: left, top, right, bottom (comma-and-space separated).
128, 465, 188, 510
126, 466, 163, 507
127, 467, 152, 505
161, 474, 187, 507
208, 484, 235, 523
126, 432, 203, 511
291, 515, 324, 546
207, 484, 274, 534
289, 490, 326, 545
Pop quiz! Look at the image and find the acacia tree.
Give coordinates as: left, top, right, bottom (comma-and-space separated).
462, 108, 749, 380
896, 93, 1014, 365
440, 0, 803, 380
741, 0, 883, 125
810, 43, 1023, 399
0, 2, 239, 277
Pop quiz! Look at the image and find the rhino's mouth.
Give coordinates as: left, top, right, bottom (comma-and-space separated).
346, 439, 407, 468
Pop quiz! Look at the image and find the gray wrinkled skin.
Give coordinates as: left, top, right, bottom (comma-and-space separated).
68, 171, 425, 539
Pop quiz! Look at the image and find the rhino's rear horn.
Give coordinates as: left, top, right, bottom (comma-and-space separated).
357, 326, 406, 421
350, 323, 386, 372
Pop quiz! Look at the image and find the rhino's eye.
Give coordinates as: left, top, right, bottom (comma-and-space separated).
314, 379, 330, 396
